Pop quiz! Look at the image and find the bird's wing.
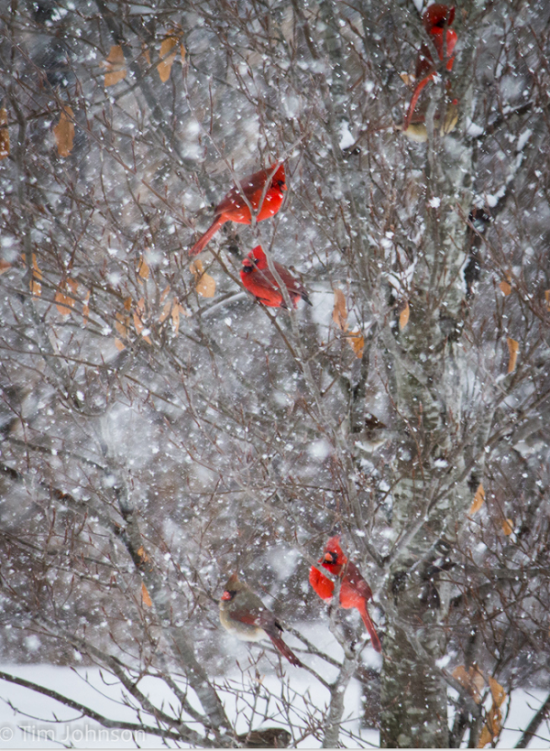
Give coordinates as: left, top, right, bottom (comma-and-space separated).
215, 168, 269, 215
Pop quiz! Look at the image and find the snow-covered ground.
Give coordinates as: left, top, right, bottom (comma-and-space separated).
0, 658, 547, 748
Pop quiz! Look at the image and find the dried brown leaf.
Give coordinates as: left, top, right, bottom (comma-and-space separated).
171, 302, 180, 336
453, 665, 484, 704
133, 297, 152, 343
348, 330, 365, 358
137, 545, 150, 563
469, 483, 485, 515
137, 256, 150, 280
0, 259, 11, 276
157, 35, 179, 82
55, 278, 78, 315
30, 254, 42, 297
399, 302, 410, 331
477, 705, 502, 747
53, 106, 75, 158
104, 45, 127, 86
190, 259, 216, 298
0, 107, 9, 160
82, 290, 90, 326
160, 284, 171, 304
114, 339, 126, 351
499, 280, 512, 296
501, 518, 514, 536
488, 676, 506, 708
507, 337, 519, 373
332, 288, 348, 331
141, 582, 152, 608
545, 290, 550, 311
115, 312, 129, 338
159, 298, 172, 324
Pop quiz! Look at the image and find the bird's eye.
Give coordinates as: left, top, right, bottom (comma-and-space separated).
277, 180, 285, 189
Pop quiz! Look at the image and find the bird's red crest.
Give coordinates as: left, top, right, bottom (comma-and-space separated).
270, 163, 286, 190
423, 4, 455, 30
324, 535, 342, 553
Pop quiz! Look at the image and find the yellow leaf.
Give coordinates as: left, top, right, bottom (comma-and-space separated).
488, 676, 506, 708
157, 35, 179, 83
136, 255, 150, 280
0, 107, 9, 160
0, 259, 11, 275
53, 105, 74, 158
399, 302, 410, 331
141, 582, 152, 608
332, 288, 348, 331
507, 337, 519, 373
190, 259, 216, 298
469, 483, 485, 515
348, 330, 364, 358
453, 665, 484, 704
82, 290, 90, 326
501, 518, 514, 536
103, 45, 127, 87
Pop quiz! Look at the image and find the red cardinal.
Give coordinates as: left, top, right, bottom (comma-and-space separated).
219, 574, 303, 667
240, 245, 311, 309
309, 536, 382, 653
189, 164, 287, 256
403, 4, 457, 131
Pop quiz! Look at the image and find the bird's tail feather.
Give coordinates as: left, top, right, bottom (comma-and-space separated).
188, 215, 225, 256
269, 635, 303, 667
359, 604, 382, 653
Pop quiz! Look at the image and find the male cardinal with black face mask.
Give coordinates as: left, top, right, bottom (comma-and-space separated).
309, 536, 382, 653
219, 574, 303, 667
403, 4, 458, 134
240, 245, 311, 309
189, 164, 286, 256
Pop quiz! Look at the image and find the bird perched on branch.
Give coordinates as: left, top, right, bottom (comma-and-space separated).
309, 536, 382, 653
189, 163, 286, 256
219, 573, 303, 667
402, 4, 458, 139
240, 245, 311, 309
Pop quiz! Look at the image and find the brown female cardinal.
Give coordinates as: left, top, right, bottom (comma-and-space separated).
189, 163, 286, 256
219, 574, 303, 667
240, 245, 311, 308
309, 536, 382, 653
